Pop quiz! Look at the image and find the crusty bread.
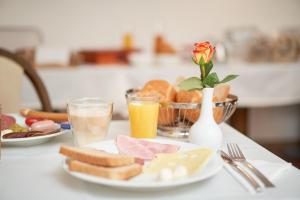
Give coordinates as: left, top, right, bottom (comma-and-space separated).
141, 80, 176, 103
176, 84, 230, 123
68, 160, 142, 180
213, 83, 230, 102
59, 145, 135, 167
157, 107, 178, 126
213, 84, 231, 123
176, 90, 202, 123
140, 80, 177, 125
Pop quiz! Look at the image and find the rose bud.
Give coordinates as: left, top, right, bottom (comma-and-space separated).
192, 41, 215, 64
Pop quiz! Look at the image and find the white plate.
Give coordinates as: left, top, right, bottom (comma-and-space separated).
1, 114, 68, 146
63, 138, 223, 191
2, 130, 68, 146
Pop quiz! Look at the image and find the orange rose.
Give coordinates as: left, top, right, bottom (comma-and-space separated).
192, 41, 215, 64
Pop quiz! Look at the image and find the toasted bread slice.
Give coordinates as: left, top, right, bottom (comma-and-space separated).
59, 145, 135, 167
68, 160, 142, 180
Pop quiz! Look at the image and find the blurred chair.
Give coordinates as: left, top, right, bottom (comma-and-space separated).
0, 48, 52, 113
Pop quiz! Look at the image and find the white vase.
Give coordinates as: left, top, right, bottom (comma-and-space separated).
189, 88, 223, 150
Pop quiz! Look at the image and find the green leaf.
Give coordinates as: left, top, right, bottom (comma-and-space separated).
204, 61, 213, 77
203, 72, 219, 88
178, 77, 203, 91
220, 75, 239, 83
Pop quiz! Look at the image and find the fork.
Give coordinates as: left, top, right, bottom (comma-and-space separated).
227, 143, 275, 188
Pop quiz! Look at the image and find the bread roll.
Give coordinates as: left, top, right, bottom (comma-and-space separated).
140, 80, 177, 125
141, 80, 176, 102
176, 84, 230, 123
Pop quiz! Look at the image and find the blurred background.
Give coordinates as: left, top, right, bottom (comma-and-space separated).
0, 0, 300, 166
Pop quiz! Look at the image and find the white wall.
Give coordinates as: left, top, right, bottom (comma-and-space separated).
1, 0, 300, 50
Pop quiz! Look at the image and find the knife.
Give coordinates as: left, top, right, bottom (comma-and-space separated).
219, 150, 262, 192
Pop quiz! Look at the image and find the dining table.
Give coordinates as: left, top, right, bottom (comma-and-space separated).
1, 120, 300, 200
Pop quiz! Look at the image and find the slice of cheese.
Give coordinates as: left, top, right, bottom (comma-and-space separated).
144, 148, 213, 175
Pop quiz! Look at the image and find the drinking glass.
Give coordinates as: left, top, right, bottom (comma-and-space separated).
127, 94, 159, 138
67, 98, 113, 147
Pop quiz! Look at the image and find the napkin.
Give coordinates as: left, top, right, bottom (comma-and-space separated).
223, 159, 291, 194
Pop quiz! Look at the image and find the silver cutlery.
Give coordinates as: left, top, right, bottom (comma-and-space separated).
227, 143, 275, 188
219, 150, 262, 192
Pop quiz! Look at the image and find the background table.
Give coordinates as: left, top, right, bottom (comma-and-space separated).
21, 63, 300, 141
21, 63, 300, 112
1, 121, 300, 200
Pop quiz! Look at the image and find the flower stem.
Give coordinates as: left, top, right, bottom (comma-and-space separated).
200, 64, 205, 81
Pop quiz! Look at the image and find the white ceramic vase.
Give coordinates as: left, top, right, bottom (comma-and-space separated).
189, 88, 223, 150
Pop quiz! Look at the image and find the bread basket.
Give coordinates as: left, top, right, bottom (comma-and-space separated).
125, 88, 238, 139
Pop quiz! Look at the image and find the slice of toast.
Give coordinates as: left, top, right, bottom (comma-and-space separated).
59, 145, 135, 167
68, 160, 142, 180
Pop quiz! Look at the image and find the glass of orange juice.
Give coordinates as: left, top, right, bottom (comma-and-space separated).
127, 94, 159, 138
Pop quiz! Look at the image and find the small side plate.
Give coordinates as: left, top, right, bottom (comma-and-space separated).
2, 130, 68, 146
1, 114, 68, 146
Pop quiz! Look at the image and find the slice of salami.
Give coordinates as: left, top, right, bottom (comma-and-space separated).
2, 129, 60, 139
1, 115, 16, 130
3, 132, 28, 139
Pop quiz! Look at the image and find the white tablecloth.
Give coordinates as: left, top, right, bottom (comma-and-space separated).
1, 121, 300, 200
21, 63, 300, 116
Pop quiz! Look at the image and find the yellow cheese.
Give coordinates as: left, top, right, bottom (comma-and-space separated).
144, 148, 213, 175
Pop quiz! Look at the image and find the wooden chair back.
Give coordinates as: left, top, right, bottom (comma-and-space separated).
0, 48, 52, 112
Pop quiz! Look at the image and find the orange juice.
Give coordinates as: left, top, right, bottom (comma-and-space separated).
128, 101, 159, 138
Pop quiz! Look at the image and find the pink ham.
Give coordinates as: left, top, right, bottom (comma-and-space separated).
1, 115, 16, 130
116, 135, 180, 161
116, 135, 154, 160
138, 139, 180, 154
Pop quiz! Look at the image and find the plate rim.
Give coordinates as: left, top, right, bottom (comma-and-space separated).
1, 129, 68, 144
62, 138, 223, 189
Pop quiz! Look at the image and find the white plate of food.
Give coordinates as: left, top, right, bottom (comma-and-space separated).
61, 136, 223, 191
1, 114, 69, 146
2, 130, 68, 146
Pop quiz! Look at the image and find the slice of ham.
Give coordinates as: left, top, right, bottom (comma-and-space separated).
1, 115, 16, 130
138, 139, 180, 154
116, 135, 154, 160
116, 135, 180, 161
